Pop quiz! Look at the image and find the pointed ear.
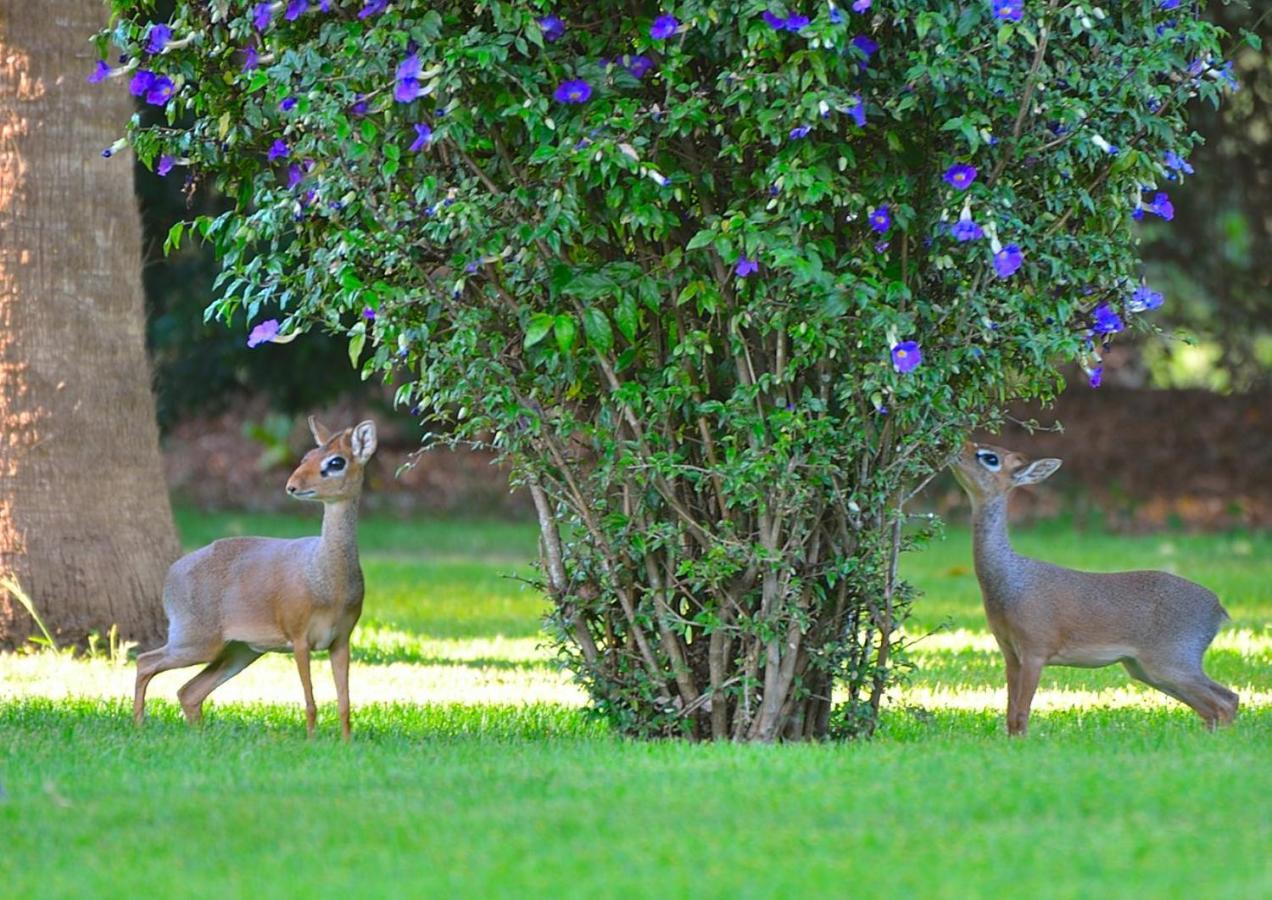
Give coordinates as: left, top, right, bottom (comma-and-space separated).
1012, 458, 1062, 487
308, 416, 333, 446
351, 420, 378, 463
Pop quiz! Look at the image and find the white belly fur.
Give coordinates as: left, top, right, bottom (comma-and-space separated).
1048, 645, 1136, 667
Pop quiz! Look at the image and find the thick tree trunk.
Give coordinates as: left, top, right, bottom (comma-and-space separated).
0, 1, 179, 648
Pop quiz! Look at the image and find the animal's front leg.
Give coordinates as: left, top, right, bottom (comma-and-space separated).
330, 636, 352, 741
1010, 656, 1044, 736
294, 639, 317, 738
1001, 646, 1021, 735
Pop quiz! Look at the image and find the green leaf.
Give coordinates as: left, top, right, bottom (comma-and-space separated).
582, 308, 614, 353
347, 328, 366, 369
524, 313, 553, 348
164, 221, 184, 255
686, 229, 716, 251
563, 271, 617, 301
554, 314, 577, 353
614, 295, 638, 342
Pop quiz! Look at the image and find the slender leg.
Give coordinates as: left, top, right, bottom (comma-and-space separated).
1010, 657, 1044, 737
1130, 657, 1228, 730
330, 637, 352, 742
1001, 647, 1021, 735
134, 644, 214, 726
294, 640, 317, 738
1205, 681, 1239, 726
177, 643, 263, 726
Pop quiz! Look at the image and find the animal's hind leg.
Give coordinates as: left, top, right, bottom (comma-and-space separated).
176, 643, 263, 726
1202, 678, 1239, 726
134, 644, 214, 726
1128, 657, 1224, 730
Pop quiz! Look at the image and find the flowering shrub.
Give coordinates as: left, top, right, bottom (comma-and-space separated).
99, 0, 1231, 739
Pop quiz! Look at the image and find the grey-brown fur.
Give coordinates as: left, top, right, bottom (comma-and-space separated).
133, 417, 377, 739
951, 442, 1238, 735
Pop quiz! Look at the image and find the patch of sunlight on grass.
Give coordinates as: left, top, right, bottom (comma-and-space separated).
0, 650, 585, 708
902, 625, 1272, 658
897, 683, 1272, 713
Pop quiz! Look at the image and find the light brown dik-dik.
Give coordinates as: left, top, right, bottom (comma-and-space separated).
951, 442, 1238, 735
134, 417, 377, 739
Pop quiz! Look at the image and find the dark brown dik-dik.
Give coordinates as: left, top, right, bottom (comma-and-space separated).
134, 417, 377, 739
951, 442, 1238, 735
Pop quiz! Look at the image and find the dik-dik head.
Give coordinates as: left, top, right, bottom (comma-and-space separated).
950, 442, 1061, 505
285, 417, 378, 503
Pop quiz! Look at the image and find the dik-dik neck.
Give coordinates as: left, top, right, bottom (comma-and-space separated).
316, 498, 361, 588
970, 494, 1018, 588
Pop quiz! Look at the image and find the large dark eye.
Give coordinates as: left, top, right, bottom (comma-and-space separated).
976, 451, 1000, 470
322, 455, 347, 476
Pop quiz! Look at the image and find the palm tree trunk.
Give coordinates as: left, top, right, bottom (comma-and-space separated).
0, 0, 180, 648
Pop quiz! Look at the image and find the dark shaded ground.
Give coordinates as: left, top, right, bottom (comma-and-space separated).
165, 389, 1270, 530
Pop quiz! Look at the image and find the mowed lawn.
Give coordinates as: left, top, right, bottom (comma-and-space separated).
1, 508, 1269, 898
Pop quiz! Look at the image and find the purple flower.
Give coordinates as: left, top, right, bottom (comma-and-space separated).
358, 0, 388, 18
790, 124, 812, 140
1144, 191, 1174, 221
395, 54, 423, 103
1128, 285, 1164, 312
1158, 0, 1180, 8
145, 24, 172, 55
267, 139, 289, 161
1164, 151, 1194, 175
156, 154, 175, 176
252, 2, 273, 31
350, 93, 368, 116
1219, 61, 1238, 91
853, 0, 872, 9
735, 256, 759, 278
847, 94, 866, 127
784, 14, 810, 30
951, 214, 983, 242
1089, 366, 1103, 388
650, 14, 679, 40
247, 319, 280, 348
362, 307, 377, 322
554, 79, 592, 104
992, 0, 1024, 22
285, 0, 308, 21
891, 341, 922, 373
943, 163, 978, 191
622, 54, 654, 79
410, 123, 433, 151
762, 10, 786, 29
286, 164, 304, 188
851, 35, 878, 59
129, 69, 156, 97
280, 96, 298, 112
145, 76, 175, 106
539, 15, 566, 42
1091, 303, 1123, 335
829, 5, 844, 24
88, 60, 111, 84
319, 0, 332, 10
243, 45, 260, 71
993, 244, 1023, 278
869, 205, 891, 234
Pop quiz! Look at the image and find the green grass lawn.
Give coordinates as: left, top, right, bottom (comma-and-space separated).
2, 509, 1269, 898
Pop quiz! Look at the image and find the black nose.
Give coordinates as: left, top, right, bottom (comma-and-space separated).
287, 485, 297, 494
